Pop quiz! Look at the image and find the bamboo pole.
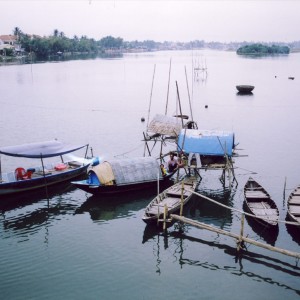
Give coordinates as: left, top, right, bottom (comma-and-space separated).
185, 66, 193, 122
180, 181, 184, 216
170, 214, 300, 259
144, 64, 156, 156
175, 81, 184, 127
165, 58, 172, 115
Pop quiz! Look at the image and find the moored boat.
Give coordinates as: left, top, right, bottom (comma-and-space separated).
72, 156, 175, 196
287, 185, 300, 226
142, 177, 196, 225
243, 177, 279, 227
236, 85, 255, 93
0, 140, 90, 198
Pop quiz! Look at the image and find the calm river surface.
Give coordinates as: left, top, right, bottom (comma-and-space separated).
1, 50, 300, 299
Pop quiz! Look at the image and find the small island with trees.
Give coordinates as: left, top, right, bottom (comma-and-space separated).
236, 43, 290, 55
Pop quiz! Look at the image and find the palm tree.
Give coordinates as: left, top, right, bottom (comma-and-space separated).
53, 29, 59, 37
13, 27, 22, 41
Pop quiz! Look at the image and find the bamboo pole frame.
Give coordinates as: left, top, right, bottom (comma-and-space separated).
170, 214, 300, 259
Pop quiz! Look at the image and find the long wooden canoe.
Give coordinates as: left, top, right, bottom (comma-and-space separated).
287, 185, 300, 226
142, 177, 196, 225
243, 177, 279, 227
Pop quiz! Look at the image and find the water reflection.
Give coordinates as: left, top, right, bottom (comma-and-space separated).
236, 91, 254, 96
0, 182, 76, 211
75, 189, 156, 222
143, 227, 300, 296
285, 220, 300, 246
188, 186, 236, 229
0, 184, 78, 237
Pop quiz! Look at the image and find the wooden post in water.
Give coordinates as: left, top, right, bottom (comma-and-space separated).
163, 204, 168, 231
180, 181, 184, 216
237, 213, 245, 252
283, 176, 287, 207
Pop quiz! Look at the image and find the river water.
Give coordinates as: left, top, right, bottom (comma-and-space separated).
0, 50, 300, 299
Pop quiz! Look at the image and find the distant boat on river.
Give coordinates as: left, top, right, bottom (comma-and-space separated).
236, 85, 255, 94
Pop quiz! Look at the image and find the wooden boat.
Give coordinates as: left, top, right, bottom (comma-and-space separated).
236, 85, 255, 93
142, 177, 196, 225
72, 157, 175, 196
243, 177, 279, 227
0, 140, 90, 198
287, 185, 300, 226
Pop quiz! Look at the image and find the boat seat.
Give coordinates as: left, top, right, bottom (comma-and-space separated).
251, 208, 278, 216
289, 205, 300, 215
166, 191, 189, 198
288, 196, 300, 205
248, 202, 271, 209
15, 167, 32, 180
245, 191, 268, 198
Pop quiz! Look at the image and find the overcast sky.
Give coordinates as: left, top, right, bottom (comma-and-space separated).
1, 0, 300, 43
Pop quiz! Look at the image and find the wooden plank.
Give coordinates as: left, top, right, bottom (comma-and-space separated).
289, 206, 300, 215
245, 191, 269, 199
248, 202, 269, 209
288, 197, 300, 205
251, 208, 278, 216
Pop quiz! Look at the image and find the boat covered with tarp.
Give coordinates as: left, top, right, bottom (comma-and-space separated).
177, 129, 235, 165
72, 156, 175, 195
0, 140, 90, 198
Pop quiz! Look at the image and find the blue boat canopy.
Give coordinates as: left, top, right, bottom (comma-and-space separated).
178, 129, 235, 156
0, 140, 88, 158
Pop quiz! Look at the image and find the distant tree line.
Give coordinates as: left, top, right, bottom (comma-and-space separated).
237, 43, 290, 55
3, 27, 299, 59
11, 27, 125, 58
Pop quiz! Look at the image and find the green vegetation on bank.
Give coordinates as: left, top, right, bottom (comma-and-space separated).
237, 43, 290, 55
1, 27, 299, 60
12, 27, 122, 57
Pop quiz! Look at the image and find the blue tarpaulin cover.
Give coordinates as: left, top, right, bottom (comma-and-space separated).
178, 129, 235, 156
0, 140, 87, 158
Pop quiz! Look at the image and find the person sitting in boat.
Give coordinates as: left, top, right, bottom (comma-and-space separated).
177, 151, 186, 169
167, 152, 178, 173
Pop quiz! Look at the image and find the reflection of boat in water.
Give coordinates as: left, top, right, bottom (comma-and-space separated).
286, 220, 300, 246
0, 140, 90, 199
0, 181, 77, 211
1, 184, 79, 234
75, 188, 157, 222
188, 186, 234, 228
236, 85, 255, 94
72, 157, 175, 196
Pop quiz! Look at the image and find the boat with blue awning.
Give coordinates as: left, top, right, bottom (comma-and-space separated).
0, 140, 90, 198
